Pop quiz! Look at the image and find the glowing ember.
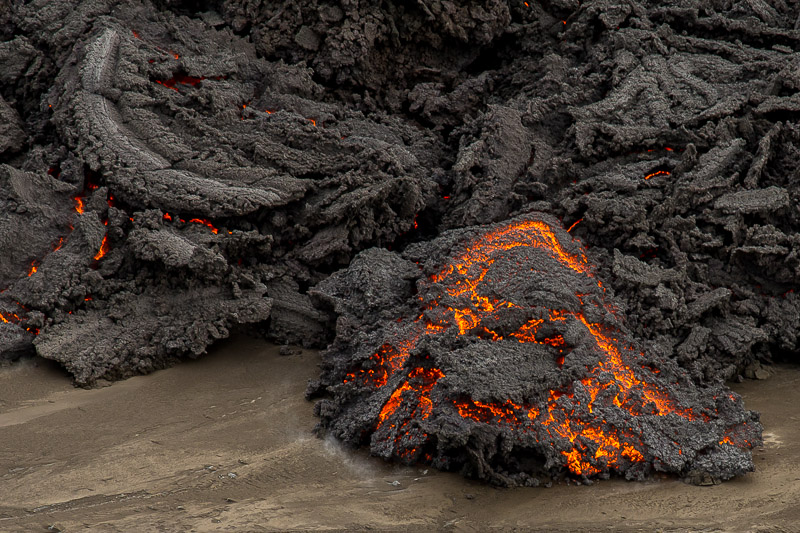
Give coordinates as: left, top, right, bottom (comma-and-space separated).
74, 196, 85, 214
27, 261, 39, 277
188, 218, 220, 234
162, 212, 220, 234
316, 214, 761, 482
0, 303, 39, 336
94, 235, 110, 261
644, 170, 670, 180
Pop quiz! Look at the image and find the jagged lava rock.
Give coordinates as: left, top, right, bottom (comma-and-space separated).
310, 214, 761, 485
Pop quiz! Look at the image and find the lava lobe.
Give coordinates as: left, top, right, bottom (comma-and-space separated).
310, 214, 761, 485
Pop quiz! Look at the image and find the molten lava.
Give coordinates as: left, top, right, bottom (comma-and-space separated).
162, 212, 220, 234
644, 170, 670, 180
0, 303, 39, 335
188, 218, 219, 234
337, 216, 755, 478
93, 236, 110, 261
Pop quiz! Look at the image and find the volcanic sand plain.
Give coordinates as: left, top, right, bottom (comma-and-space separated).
0, 336, 798, 532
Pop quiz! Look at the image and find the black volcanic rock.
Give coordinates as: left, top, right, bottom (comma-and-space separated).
3, 0, 799, 483
0, 0, 438, 381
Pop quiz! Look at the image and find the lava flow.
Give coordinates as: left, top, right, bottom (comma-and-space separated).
333, 215, 758, 480
0, 303, 39, 335
93, 236, 110, 261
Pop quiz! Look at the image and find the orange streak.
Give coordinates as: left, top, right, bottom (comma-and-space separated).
377, 367, 444, 429
353, 217, 717, 474
644, 170, 670, 180
188, 218, 220, 234
93, 235, 109, 261
566, 218, 583, 232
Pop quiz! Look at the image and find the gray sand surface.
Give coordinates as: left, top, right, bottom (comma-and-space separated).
0, 337, 797, 532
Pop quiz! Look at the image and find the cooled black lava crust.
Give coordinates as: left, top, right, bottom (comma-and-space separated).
2, 0, 795, 483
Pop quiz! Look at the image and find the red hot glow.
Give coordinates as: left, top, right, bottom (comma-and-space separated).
344, 218, 751, 476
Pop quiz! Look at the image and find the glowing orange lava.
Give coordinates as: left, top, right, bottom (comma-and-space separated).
566, 218, 583, 232
343, 217, 738, 476
162, 212, 220, 234
93, 236, 109, 261
644, 170, 670, 180
0, 304, 39, 335
74, 196, 85, 214
188, 218, 219, 234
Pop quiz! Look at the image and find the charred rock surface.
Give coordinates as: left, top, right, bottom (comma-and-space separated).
1, 0, 796, 482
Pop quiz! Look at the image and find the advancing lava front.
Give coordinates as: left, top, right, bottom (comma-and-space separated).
310, 215, 760, 485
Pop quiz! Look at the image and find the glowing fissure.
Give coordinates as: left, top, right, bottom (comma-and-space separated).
163, 212, 220, 234
644, 170, 670, 180
0, 302, 39, 335
93, 235, 110, 261
23, 178, 97, 280
342, 218, 744, 476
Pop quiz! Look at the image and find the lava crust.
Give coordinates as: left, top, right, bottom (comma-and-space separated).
3, 0, 798, 484
309, 214, 761, 485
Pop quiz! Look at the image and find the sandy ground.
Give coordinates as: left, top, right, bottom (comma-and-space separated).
0, 337, 798, 532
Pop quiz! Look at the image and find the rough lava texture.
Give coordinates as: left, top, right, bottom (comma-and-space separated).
308, 214, 761, 485
0, 0, 436, 380
3, 0, 798, 483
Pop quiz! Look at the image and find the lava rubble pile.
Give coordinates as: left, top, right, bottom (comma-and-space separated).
6, 0, 800, 483
309, 214, 760, 485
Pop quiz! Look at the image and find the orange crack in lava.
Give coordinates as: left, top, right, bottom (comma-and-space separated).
0, 304, 39, 335
163, 212, 220, 234
376, 367, 444, 459
188, 218, 219, 234
93, 236, 110, 261
455, 398, 538, 426
644, 170, 671, 180
345, 218, 735, 475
